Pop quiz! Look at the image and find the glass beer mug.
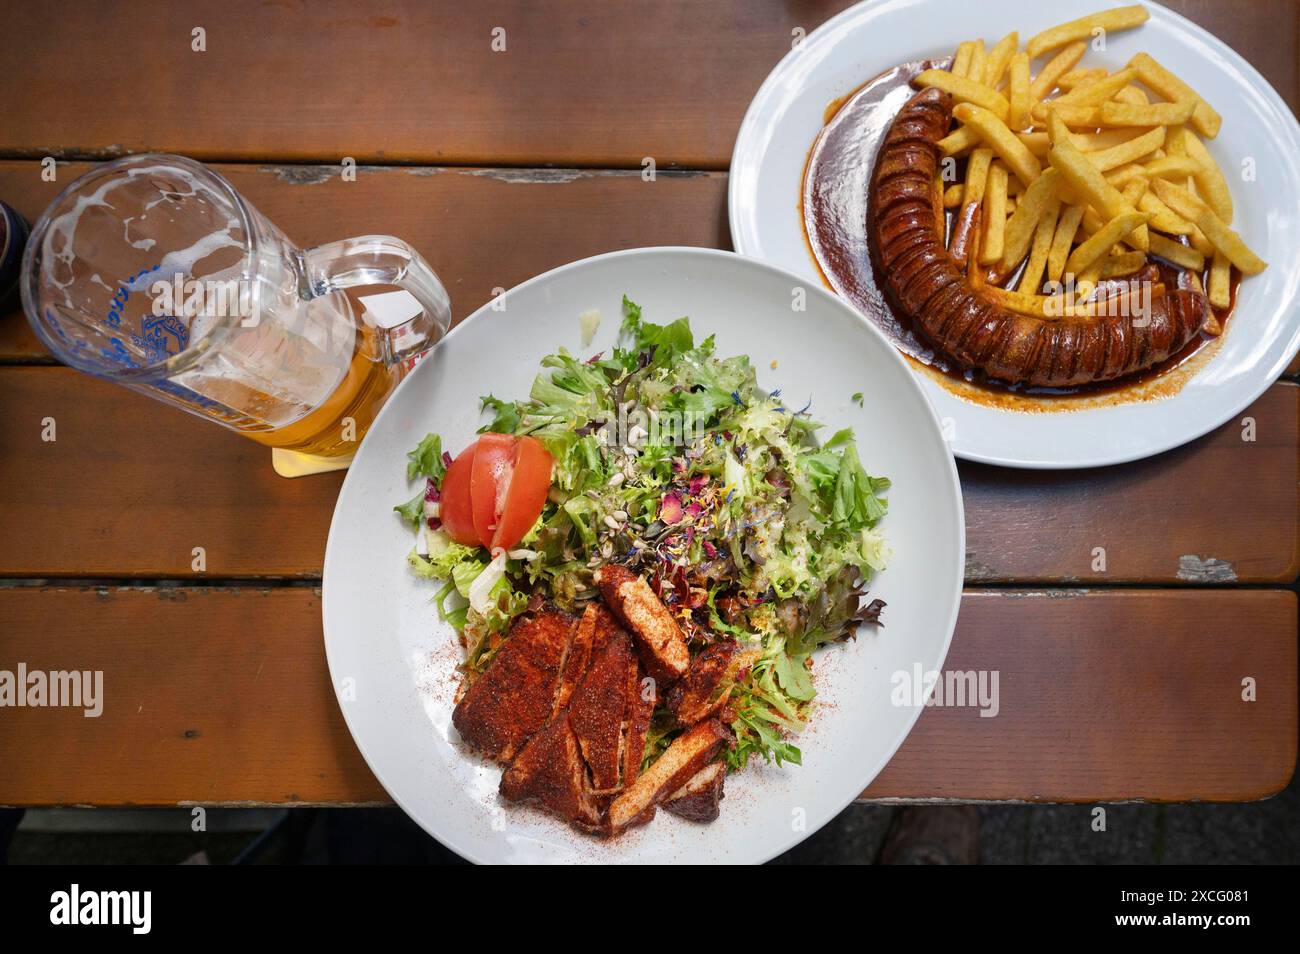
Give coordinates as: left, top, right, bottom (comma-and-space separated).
21, 154, 450, 460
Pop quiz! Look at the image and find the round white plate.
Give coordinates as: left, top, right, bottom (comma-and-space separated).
322, 247, 964, 864
730, 0, 1300, 468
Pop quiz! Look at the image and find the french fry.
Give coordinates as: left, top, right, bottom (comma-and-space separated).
1140, 155, 1200, 182
1068, 68, 1140, 105
937, 125, 983, 156
1181, 131, 1233, 222
1106, 163, 1151, 189
980, 162, 1009, 264
1042, 103, 1105, 126
952, 40, 975, 78
1208, 251, 1231, 310
1056, 67, 1109, 90
984, 32, 1019, 87
1149, 176, 1207, 221
1120, 176, 1148, 210
1128, 52, 1222, 138
1076, 259, 1104, 299
982, 282, 1154, 320
1074, 128, 1148, 152
967, 211, 985, 289
1018, 196, 1060, 292
1046, 109, 1071, 145
1026, 5, 1150, 59
1001, 168, 1060, 269
1148, 232, 1206, 271
1101, 250, 1147, 278
1049, 133, 1148, 249
954, 102, 1043, 186
1098, 99, 1196, 127
1195, 207, 1267, 275
1165, 125, 1189, 157
1138, 191, 1193, 235
1047, 203, 1085, 283
1035, 67, 1137, 118
1066, 211, 1148, 277
964, 147, 994, 205
1149, 179, 1216, 254
980, 285, 1076, 318
1008, 52, 1032, 130
1029, 41, 1087, 99
1080, 206, 1105, 236
1018, 131, 1052, 158
969, 40, 988, 90
1188, 227, 1215, 258
922, 13, 1256, 317
915, 70, 1011, 117
1087, 127, 1166, 173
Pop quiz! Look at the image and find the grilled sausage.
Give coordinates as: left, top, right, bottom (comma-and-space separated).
869, 87, 1209, 388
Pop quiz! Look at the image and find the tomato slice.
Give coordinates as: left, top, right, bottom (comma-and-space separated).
442, 434, 554, 552
491, 436, 554, 551
471, 433, 517, 548
439, 442, 480, 546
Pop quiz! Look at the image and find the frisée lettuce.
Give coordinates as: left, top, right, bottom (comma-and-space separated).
397, 295, 890, 770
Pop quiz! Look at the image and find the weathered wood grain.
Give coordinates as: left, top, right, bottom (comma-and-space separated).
0, 161, 729, 361
2, 368, 1294, 582
864, 589, 1297, 802
0, 587, 1290, 806
0, 1, 1293, 168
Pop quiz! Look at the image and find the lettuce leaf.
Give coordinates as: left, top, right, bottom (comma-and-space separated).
406, 433, 445, 483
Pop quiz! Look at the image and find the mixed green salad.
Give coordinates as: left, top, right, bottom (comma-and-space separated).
397, 297, 890, 770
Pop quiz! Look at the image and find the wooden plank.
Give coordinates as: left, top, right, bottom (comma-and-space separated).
962, 383, 1300, 585
0, 586, 381, 806
0, 367, 343, 578
0, 587, 1290, 806
0, 0, 835, 168
863, 589, 1297, 802
2, 367, 1295, 582
0, 160, 728, 361
0, 2, 1292, 168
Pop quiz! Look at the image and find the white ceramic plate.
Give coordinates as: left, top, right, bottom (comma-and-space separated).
730, 0, 1300, 468
322, 247, 963, 864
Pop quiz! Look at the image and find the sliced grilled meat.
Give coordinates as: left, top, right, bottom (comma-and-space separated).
662, 761, 725, 823
499, 712, 602, 833
594, 564, 690, 684
569, 628, 634, 792
666, 639, 738, 726
607, 717, 733, 834
621, 658, 655, 789
451, 610, 576, 762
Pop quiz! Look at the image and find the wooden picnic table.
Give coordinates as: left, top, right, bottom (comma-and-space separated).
0, 0, 1295, 810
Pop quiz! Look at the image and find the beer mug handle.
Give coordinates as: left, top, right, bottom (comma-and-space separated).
299, 236, 451, 364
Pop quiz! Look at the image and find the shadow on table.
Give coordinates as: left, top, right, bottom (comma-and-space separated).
2, 764, 1297, 864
